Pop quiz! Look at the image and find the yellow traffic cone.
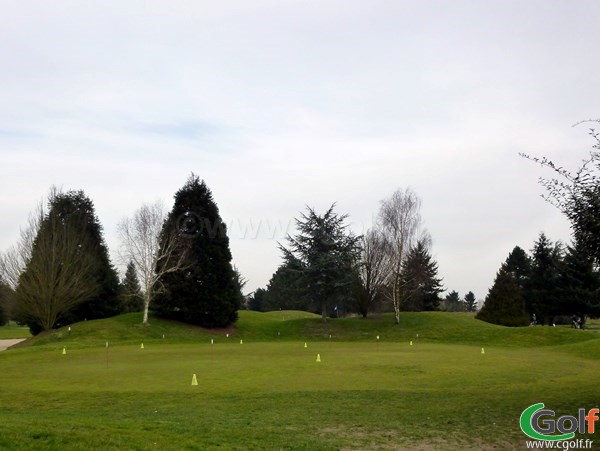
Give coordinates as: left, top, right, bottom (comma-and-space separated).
410, 341, 413, 346
316, 354, 321, 362
240, 339, 243, 345
191, 374, 198, 386
304, 342, 308, 348
481, 347, 485, 354
141, 343, 144, 349
62, 347, 66, 355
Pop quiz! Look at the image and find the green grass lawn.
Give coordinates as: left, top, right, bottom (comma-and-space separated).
0, 321, 31, 339
0, 311, 599, 450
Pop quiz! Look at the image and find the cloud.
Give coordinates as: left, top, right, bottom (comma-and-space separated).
0, 0, 598, 300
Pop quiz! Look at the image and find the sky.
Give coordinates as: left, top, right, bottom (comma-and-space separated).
1, 0, 599, 302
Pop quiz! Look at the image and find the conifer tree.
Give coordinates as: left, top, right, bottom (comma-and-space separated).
15, 192, 102, 334
120, 261, 143, 313
502, 246, 531, 291
280, 205, 361, 321
53, 190, 121, 324
399, 240, 443, 311
247, 288, 267, 312
527, 233, 563, 324
153, 175, 241, 327
476, 270, 529, 327
442, 290, 464, 312
464, 291, 478, 312
559, 240, 600, 318
261, 257, 312, 312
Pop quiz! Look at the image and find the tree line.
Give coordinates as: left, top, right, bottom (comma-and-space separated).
478, 121, 600, 327
477, 232, 600, 327
0, 175, 242, 334
2, 120, 597, 331
247, 188, 476, 321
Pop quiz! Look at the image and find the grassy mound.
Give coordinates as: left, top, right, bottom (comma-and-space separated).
15, 310, 599, 351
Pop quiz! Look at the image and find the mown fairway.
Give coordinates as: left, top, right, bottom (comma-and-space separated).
0, 312, 599, 450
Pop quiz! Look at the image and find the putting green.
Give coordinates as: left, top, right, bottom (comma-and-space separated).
0, 337, 598, 449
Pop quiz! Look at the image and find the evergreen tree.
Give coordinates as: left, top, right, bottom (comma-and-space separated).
502, 246, 531, 291
261, 258, 313, 312
15, 195, 102, 334
559, 240, 600, 318
52, 190, 121, 324
280, 204, 361, 321
247, 288, 267, 312
441, 290, 465, 312
399, 240, 443, 311
476, 270, 529, 327
464, 291, 477, 312
119, 261, 143, 313
527, 233, 563, 324
153, 175, 241, 328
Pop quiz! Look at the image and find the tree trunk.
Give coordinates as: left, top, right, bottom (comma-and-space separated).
142, 296, 150, 324
393, 276, 400, 325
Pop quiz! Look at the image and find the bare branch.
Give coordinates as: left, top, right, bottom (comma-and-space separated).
117, 201, 190, 324
376, 187, 427, 324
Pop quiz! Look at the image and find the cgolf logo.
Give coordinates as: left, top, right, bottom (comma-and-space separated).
520, 403, 599, 441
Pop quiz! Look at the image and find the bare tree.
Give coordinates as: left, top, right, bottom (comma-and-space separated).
117, 202, 189, 324
377, 187, 428, 324
357, 228, 391, 318
14, 201, 100, 333
0, 202, 44, 290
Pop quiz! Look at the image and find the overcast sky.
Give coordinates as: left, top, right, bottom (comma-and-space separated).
1, 0, 599, 301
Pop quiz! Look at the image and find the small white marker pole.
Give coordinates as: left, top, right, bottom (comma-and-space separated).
376, 335, 380, 352
105, 341, 109, 368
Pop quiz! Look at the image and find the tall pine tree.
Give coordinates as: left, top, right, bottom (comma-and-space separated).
464, 291, 477, 312
502, 246, 531, 291
119, 261, 143, 313
153, 175, 240, 327
399, 240, 443, 311
527, 233, 563, 324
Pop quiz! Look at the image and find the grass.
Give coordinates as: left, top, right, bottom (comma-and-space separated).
1, 311, 599, 449
0, 321, 31, 339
